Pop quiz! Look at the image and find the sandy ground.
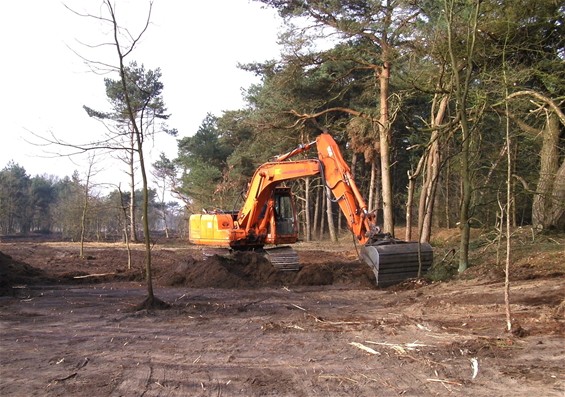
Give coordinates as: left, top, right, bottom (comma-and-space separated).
0, 238, 563, 396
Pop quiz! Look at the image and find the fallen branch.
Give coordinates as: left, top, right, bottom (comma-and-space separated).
326, 321, 361, 325
73, 273, 116, 279
52, 372, 77, 382
308, 314, 361, 325
76, 357, 89, 370
350, 342, 380, 355
365, 341, 430, 353
426, 378, 462, 386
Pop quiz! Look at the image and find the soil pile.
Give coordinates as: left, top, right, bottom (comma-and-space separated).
159, 251, 376, 289
159, 252, 294, 288
0, 251, 52, 296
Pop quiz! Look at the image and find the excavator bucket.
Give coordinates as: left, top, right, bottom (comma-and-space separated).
360, 241, 433, 287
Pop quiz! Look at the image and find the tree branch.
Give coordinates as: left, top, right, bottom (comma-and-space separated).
289, 107, 384, 128
506, 90, 565, 126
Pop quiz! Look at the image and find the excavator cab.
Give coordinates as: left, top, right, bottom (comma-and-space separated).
256, 187, 301, 271
264, 187, 298, 245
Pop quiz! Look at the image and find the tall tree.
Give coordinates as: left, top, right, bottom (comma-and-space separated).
255, 0, 422, 235
152, 153, 177, 238
29, 175, 56, 233
176, 114, 235, 210
70, 0, 173, 308
79, 155, 98, 258
443, 0, 482, 273
103, 61, 173, 242
0, 162, 31, 234
484, 0, 565, 231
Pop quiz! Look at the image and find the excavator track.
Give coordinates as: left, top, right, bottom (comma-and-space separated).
360, 241, 433, 287
264, 246, 301, 271
202, 246, 301, 272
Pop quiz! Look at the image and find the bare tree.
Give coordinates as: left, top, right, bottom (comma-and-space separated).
444, 0, 482, 273
117, 184, 133, 269
63, 0, 171, 308
152, 153, 175, 239
79, 153, 99, 258
120, 132, 139, 243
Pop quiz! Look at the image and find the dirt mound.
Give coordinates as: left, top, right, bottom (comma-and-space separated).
158, 251, 375, 289
0, 251, 53, 296
160, 252, 292, 288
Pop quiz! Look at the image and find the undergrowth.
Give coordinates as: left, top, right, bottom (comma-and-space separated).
425, 227, 564, 282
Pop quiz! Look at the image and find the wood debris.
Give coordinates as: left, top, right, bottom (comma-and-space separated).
349, 342, 380, 355
471, 357, 479, 379
426, 378, 462, 386
73, 273, 116, 279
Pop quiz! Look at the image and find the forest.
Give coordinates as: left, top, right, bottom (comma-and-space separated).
1, 0, 564, 268
0, 164, 183, 241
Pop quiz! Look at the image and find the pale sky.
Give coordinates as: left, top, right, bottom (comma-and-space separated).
0, 0, 283, 193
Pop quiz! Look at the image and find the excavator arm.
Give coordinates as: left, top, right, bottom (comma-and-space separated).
236, 133, 380, 245
314, 133, 379, 244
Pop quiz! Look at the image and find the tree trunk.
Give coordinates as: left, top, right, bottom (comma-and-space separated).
159, 182, 169, 239
503, 83, 513, 332
406, 154, 427, 241
118, 186, 132, 270
373, 158, 382, 218
552, 160, 565, 229
319, 188, 326, 240
406, 173, 415, 241
511, 143, 518, 227
79, 158, 94, 258
368, 159, 376, 213
129, 131, 138, 243
326, 191, 337, 242
457, 112, 473, 273
532, 113, 564, 230
378, 61, 394, 235
304, 178, 312, 241
444, 0, 481, 273
79, 174, 90, 258
419, 94, 448, 243
445, 159, 452, 228
313, 183, 320, 239
135, 132, 154, 300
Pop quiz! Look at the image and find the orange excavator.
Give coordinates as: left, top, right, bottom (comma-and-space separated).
189, 132, 433, 286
